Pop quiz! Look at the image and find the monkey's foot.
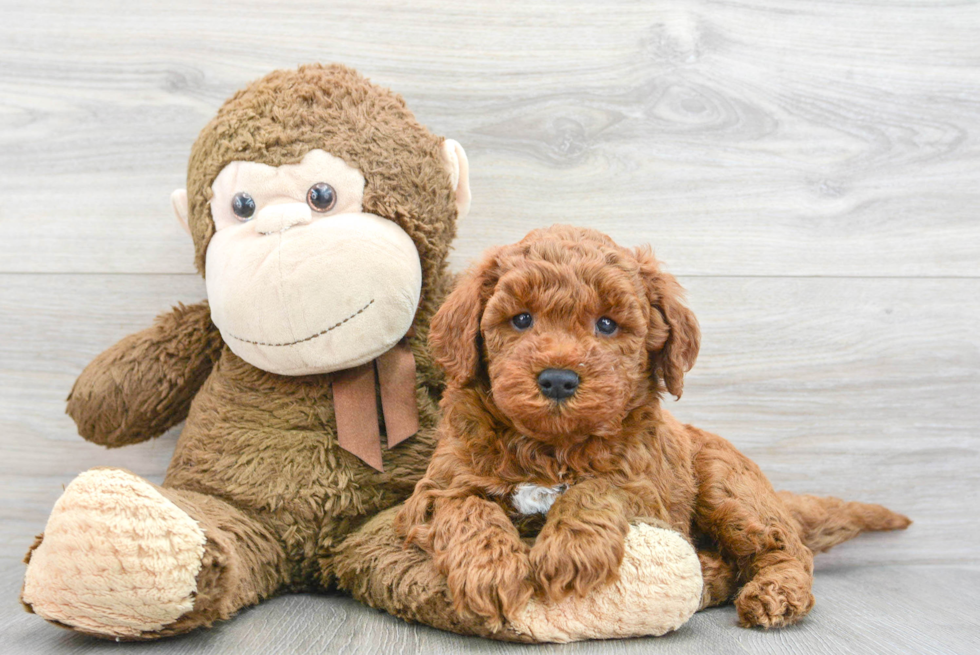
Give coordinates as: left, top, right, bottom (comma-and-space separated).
510, 523, 703, 642
22, 468, 206, 638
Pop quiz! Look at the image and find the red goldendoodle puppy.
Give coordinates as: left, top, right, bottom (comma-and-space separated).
395, 225, 910, 631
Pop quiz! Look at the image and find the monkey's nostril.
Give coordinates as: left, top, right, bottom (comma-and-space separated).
537, 369, 579, 401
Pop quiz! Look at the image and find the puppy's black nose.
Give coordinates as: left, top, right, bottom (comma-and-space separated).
537, 369, 579, 401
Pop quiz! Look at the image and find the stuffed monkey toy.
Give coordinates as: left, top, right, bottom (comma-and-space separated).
20, 64, 702, 642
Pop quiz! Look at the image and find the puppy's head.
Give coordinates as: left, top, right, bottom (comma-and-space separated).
430, 225, 700, 443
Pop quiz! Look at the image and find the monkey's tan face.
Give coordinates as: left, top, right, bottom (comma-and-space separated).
203, 149, 423, 376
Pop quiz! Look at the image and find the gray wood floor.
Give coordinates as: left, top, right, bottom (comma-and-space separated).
2, 563, 978, 655
1, 0, 978, 653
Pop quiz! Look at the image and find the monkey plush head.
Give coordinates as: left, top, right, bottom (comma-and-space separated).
170, 64, 470, 376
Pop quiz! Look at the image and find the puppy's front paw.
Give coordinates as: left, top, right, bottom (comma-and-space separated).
445, 538, 533, 631
530, 524, 625, 602
511, 524, 703, 642
736, 565, 815, 628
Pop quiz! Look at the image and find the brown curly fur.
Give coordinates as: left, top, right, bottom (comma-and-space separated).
395, 225, 911, 631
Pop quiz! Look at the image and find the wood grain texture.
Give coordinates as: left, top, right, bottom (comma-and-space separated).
1, 0, 978, 651
2, 562, 978, 654
1, 0, 978, 275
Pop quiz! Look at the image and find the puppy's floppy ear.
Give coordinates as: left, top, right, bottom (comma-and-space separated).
635, 247, 700, 398
429, 249, 501, 385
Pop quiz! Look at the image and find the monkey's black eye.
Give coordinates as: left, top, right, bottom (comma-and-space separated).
511, 313, 533, 331
596, 316, 618, 336
231, 192, 256, 220
307, 183, 337, 213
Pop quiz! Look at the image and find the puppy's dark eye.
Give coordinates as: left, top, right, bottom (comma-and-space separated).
596, 316, 618, 336
511, 313, 533, 331
231, 192, 256, 220
307, 182, 337, 212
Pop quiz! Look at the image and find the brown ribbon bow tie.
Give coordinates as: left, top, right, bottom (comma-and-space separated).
331, 336, 420, 471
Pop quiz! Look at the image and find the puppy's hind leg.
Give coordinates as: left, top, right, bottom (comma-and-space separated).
697, 547, 739, 610
692, 432, 815, 628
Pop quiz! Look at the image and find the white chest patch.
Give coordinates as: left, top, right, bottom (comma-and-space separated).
511, 483, 569, 516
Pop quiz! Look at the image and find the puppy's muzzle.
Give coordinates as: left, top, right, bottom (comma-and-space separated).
537, 368, 579, 401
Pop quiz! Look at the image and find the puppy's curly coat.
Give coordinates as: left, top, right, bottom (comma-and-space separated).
395, 225, 909, 631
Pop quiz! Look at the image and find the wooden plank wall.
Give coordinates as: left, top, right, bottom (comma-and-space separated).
1, 0, 978, 577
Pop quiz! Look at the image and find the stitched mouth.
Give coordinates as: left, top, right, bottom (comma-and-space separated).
226, 299, 375, 347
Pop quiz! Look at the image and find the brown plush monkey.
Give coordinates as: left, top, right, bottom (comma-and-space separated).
20, 63, 466, 639
20, 64, 701, 642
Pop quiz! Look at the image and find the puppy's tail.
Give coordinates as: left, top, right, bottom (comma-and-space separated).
777, 491, 911, 554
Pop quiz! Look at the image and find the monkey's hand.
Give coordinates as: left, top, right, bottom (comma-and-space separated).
67, 301, 223, 447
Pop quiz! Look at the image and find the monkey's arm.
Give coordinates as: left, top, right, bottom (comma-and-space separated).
66, 301, 223, 447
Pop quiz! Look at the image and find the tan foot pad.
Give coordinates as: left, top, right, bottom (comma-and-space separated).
510, 523, 703, 642
22, 468, 206, 638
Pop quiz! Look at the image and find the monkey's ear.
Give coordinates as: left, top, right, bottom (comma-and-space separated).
635, 247, 700, 399
171, 189, 191, 236
441, 139, 471, 222
428, 249, 499, 386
